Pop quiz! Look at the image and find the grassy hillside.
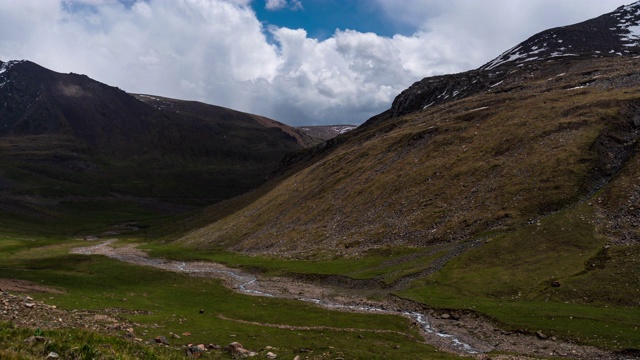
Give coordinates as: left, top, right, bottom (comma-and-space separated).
179, 56, 640, 258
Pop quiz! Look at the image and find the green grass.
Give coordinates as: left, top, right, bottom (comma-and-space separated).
399, 293, 640, 350
0, 322, 185, 360
0, 237, 464, 360
400, 204, 640, 351
142, 243, 433, 280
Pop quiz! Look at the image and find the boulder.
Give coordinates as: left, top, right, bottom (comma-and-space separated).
186, 344, 205, 359
24, 336, 48, 343
45, 352, 60, 359
224, 342, 257, 359
154, 335, 170, 345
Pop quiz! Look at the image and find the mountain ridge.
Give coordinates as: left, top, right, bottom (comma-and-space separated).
363, 1, 640, 127
0, 59, 316, 223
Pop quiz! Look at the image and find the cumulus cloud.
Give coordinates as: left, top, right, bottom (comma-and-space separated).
265, 0, 286, 10
265, 0, 302, 11
0, 0, 632, 125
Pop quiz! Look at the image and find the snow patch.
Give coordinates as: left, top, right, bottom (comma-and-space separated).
423, 102, 435, 109
468, 106, 489, 112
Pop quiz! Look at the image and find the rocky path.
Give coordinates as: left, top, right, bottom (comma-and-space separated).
69, 241, 632, 360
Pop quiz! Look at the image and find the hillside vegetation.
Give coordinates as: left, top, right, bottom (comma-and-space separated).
180, 56, 640, 259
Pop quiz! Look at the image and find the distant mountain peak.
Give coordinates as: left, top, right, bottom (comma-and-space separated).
482, 1, 640, 70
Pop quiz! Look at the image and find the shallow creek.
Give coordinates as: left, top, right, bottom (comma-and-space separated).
68, 241, 634, 359
70, 240, 484, 355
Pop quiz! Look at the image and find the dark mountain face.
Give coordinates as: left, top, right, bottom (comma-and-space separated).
0, 60, 311, 218
365, 1, 640, 125
0, 60, 152, 152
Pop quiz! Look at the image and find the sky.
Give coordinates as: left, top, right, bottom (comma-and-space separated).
0, 0, 634, 126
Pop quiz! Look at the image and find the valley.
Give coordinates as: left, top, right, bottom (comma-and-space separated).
3, 2, 640, 359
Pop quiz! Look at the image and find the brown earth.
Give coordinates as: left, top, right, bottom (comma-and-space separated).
0, 278, 64, 294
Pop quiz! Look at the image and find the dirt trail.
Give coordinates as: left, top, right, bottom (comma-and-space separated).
70, 241, 632, 360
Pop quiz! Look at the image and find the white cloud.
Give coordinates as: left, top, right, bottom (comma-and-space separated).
265, 0, 285, 10
0, 0, 633, 126
265, 0, 302, 11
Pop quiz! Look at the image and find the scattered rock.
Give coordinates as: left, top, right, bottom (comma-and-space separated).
155, 335, 170, 345
45, 352, 60, 359
440, 313, 451, 319
171, 333, 180, 339
24, 335, 49, 343
293, 356, 300, 360
224, 341, 255, 359
199, 309, 205, 314
182, 331, 192, 336
551, 281, 561, 288
536, 331, 548, 340
265, 351, 277, 359
208, 343, 221, 350
186, 344, 205, 359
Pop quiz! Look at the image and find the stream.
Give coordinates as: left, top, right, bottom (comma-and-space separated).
70, 240, 483, 355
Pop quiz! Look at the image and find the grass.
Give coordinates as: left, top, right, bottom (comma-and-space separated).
143, 243, 449, 287
0, 322, 185, 360
400, 204, 640, 351
0, 236, 465, 360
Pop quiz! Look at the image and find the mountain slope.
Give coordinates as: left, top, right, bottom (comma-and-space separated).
179, 55, 640, 258
0, 60, 314, 225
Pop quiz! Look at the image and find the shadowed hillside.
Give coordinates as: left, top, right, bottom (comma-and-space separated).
0, 60, 316, 231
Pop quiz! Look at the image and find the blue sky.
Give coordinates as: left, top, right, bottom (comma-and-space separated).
0, 0, 634, 126
253, 0, 414, 40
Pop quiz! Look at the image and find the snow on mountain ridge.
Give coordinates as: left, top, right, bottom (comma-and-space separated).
481, 1, 640, 70
0, 60, 27, 88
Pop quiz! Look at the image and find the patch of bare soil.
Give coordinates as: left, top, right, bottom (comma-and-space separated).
68, 241, 635, 360
0, 291, 136, 334
0, 279, 64, 294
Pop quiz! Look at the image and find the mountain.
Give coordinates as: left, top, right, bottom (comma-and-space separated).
0, 59, 317, 225
178, 2, 640, 259
481, 1, 640, 70
367, 1, 640, 125
296, 125, 358, 141
171, 7, 640, 348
